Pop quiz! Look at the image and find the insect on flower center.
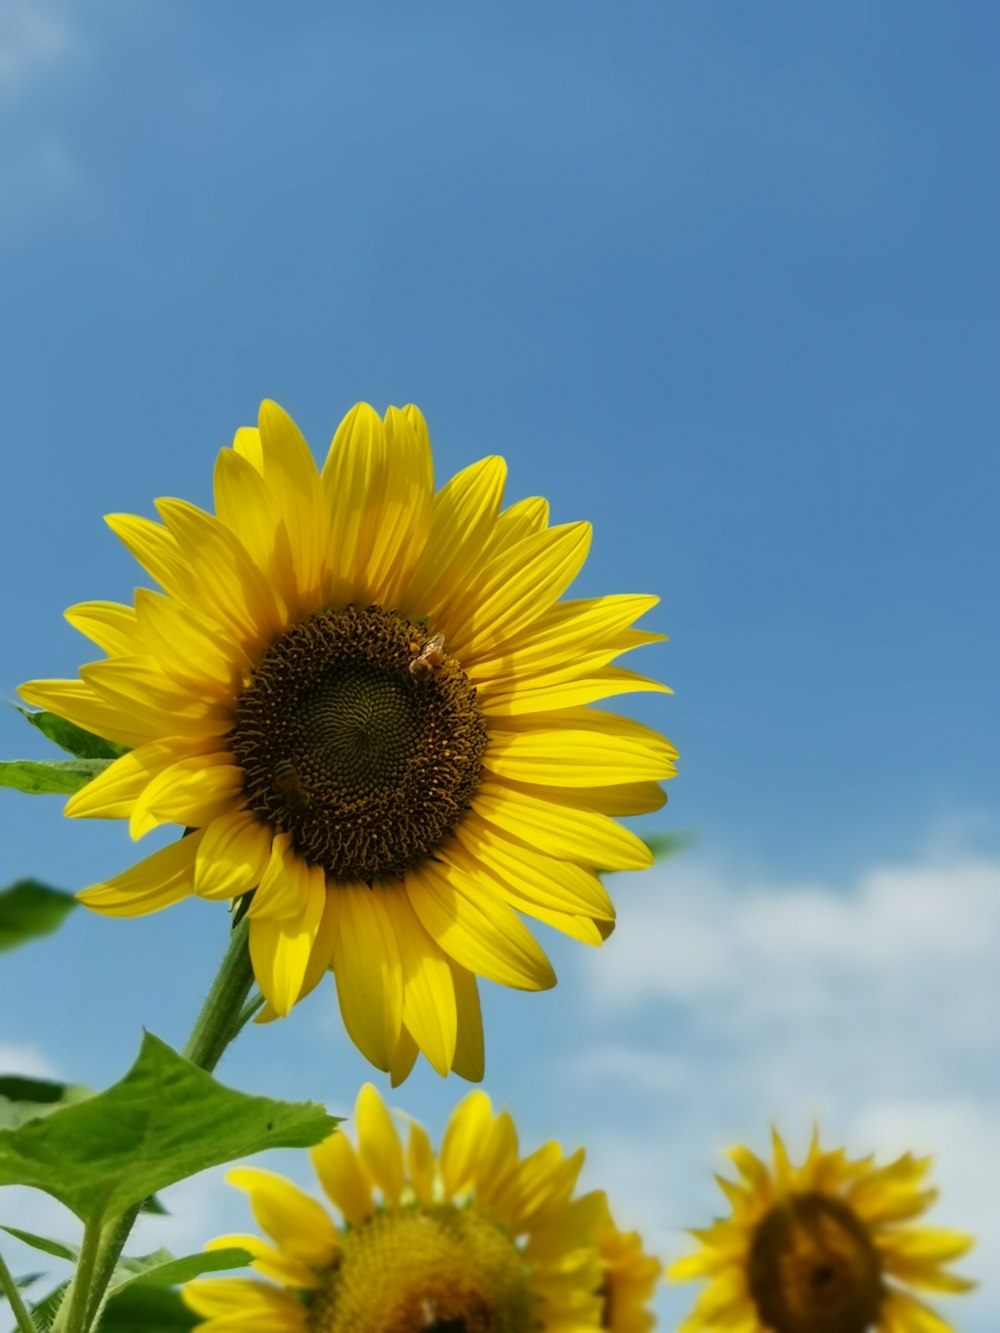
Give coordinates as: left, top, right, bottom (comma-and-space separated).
231, 606, 488, 882
305, 1207, 536, 1333
747, 1192, 883, 1333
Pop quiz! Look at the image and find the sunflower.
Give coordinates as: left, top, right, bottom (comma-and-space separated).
595, 1198, 662, 1331
668, 1128, 974, 1333
20, 401, 675, 1079
183, 1081, 629, 1331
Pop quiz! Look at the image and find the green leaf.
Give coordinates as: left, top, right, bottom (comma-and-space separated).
110, 1246, 252, 1293
0, 1032, 338, 1228
29, 1280, 69, 1332
0, 759, 111, 796
645, 828, 697, 861
0, 1077, 93, 1130
0, 1225, 78, 1264
0, 881, 78, 955
138, 1195, 168, 1216
13, 708, 127, 762
97, 1285, 197, 1331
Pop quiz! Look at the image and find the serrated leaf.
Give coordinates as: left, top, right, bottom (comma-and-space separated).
111, 1246, 251, 1294
13, 708, 127, 762
0, 881, 78, 954
0, 759, 111, 796
14, 1271, 42, 1289
96, 1284, 197, 1331
0, 1225, 78, 1263
0, 1032, 338, 1228
29, 1280, 69, 1333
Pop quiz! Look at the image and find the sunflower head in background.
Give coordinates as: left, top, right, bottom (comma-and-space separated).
668, 1127, 974, 1333
21, 401, 675, 1079
183, 1082, 661, 1331
596, 1199, 663, 1332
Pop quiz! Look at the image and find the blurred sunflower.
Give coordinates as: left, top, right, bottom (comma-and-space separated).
183, 1082, 640, 1331
21, 401, 674, 1078
596, 1199, 662, 1331
668, 1128, 974, 1333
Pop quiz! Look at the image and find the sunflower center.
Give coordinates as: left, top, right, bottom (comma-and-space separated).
747, 1192, 884, 1333
231, 606, 488, 881
306, 1207, 536, 1333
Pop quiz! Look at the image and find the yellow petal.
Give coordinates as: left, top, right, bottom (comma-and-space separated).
399, 456, 507, 623
155, 498, 285, 648
226, 1166, 339, 1264
134, 588, 249, 694
406, 857, 555, 992
194, 810, 273, 901
406, 1118, 436, 1206
78, 831, 203, 917
440, 1091, 494, 1199
248, 832, 317, 920
182, 1278, 304, 1327
65, 737, 215, 821
450, 961, 485, 1083
18, 678, 161, 749
64, 600, 142, 657
323, 403, 433, 607
472, 778, 652, 871
450, 819, 614, 919
446, 522, 592, 658
311, 1129, 374, 1227
466, 593, 660, 676
81, 658, 232, 737
879, 1290, 955, 1333
248, 866, 327, 1016
129, 753, 244, 838
213, 446, 297, 615
380, 890, 458, 1076
332, 885, 404, 1071
257, 400, 329, 613
354, 1083, 405, 1205
206, 1233, 324, 1289
504, 777, 667, 816
388, 1024, 420, 1087
104, 512, 190, 599
479, 666, 672, 717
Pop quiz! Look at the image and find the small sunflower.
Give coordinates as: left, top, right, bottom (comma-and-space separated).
183, 1082, 627, 1331
595, 1198, 662, 1331
21, 401, 675, 1079
668, 1128, 974, 1333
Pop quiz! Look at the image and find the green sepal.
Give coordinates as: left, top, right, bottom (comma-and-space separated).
644, 828, 696, 860
0, 881, 78, 955
0, 1032, 339, 1229
13, 708, 128, 761
0, 759, 112, 796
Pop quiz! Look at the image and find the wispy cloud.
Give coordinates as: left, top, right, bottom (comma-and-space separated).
0, 0, 85, 102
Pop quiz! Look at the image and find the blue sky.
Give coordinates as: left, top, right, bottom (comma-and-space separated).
1, 2, 998, 1327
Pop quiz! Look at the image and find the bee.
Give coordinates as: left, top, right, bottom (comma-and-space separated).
273, 759, 311, 811
408, 631, 446, 682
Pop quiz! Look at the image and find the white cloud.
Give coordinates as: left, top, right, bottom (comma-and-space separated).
0, 0, 84, 101
567, 850, 1000, 1328
0, 1042, 58, 1080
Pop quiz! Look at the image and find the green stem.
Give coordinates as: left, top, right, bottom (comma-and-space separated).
54, 916, 256, 1333
182, 915, 256, 1072
50, 1217, 101, 1333
0, 1243, 39, 1333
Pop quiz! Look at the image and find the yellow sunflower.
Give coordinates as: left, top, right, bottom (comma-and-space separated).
20, 401, 675, 1080
595, 1198, 662, 1331
668, 1128, 974, 1333
183, 1081, 624, 1331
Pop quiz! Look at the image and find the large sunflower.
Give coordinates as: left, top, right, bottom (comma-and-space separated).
21, 401, 674, 1079
668, 1128, 974, 1333
183, 1082, 646, 1331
